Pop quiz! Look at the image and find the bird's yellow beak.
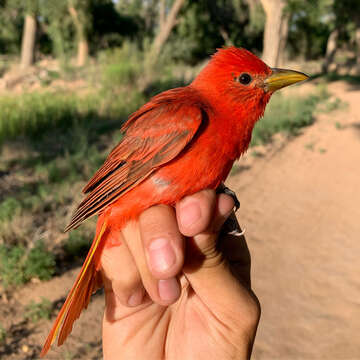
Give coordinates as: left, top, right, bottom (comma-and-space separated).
264, 68, 309, 92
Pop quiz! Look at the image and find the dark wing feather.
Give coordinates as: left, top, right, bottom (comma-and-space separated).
65, 92, 204, 231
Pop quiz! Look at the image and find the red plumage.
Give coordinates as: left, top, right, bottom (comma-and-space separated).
41, 47, 298, 357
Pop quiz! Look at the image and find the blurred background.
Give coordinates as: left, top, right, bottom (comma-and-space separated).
0, 0, 359, 359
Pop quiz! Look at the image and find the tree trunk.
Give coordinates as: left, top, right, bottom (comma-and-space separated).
278, 12, 289, 66
260, 0, 288, 67
219, 26, 233, 46
355, 17, 360, 73
68, 4, 89, 67
147, 0, 185, 67
20, 13, 37, 69
322, 29, 338, 73
77, 39, 89, 67
159, 0, 166, 31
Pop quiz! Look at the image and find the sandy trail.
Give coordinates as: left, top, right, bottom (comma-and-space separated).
227, 81, 360, 359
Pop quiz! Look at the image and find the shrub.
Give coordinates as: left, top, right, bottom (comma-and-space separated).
0, 197, 21, 221
24, 241, 56, 282
25, 298, 52, 323
0, 323, 6, 344
0, 241, 55, 288
64, 231, 91, 259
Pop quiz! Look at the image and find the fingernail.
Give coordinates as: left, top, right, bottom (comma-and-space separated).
148, 238, 176, 273
128, 288, 144, 307
179, 201, 201, 228
158, 278, 180, 302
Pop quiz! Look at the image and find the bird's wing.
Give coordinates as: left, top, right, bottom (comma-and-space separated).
65, 98, 204, 231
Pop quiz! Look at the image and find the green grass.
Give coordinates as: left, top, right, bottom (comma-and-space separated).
0, 88, 146, 148
251, 89, 330, 146
24, 297, 52, 323
0, 93, 89, 144
0, 241, 55, 288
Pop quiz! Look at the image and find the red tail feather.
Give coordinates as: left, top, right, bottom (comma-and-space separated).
40, 219, 108, 357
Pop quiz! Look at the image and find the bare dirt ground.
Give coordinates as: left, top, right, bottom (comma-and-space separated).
0, 80, 359, 359
228, 80, 360, 360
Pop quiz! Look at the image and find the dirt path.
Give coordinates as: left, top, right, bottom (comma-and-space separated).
1, 80, 359, 359
227, 80, 360, 360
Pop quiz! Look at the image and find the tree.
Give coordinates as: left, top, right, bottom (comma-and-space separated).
0, 1, 23, 55
38, 0, 73, 63
356, 16, 360, 70
333, 0, 360, 73
260, 0, 288, 67
68, 0, 91, 66
20, 0, 38, 69
147, 0, 186, 66
322, 28, 338, 72
90, 0, 139, 51
287, 0, 333, 62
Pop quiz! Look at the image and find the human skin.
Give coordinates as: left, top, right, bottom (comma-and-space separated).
101, 189, 260, 360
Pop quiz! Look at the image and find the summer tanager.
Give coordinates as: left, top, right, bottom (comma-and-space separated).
40, 47, 308, 356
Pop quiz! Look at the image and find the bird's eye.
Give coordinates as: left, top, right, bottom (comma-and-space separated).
237, 73, 252, 85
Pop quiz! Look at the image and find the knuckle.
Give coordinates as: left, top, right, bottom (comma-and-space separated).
198, 188, 216, 206
140, 205, 175, 235
112, 271, 141, 295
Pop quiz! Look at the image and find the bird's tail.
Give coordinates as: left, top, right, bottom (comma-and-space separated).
40, 218, 108, 357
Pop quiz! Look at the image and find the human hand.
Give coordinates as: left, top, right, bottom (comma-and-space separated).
100, 189, 260, 360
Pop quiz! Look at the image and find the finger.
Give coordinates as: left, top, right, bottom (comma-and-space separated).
123, 206, 183, 306
183, 196, 260, 329
100, 230, 145, 310
176, 189, 218, 237
182, 193, 234, 270
139, 205, 185, 279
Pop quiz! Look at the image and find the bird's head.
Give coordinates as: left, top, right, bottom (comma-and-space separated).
191, 47, 309, 120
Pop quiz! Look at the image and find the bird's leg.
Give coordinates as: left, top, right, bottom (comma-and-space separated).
221, 212, 245, 237
216, 183, 240, 211
216, 183, 244, 237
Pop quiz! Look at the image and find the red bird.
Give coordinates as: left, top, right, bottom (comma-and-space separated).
40, 47, 308, 356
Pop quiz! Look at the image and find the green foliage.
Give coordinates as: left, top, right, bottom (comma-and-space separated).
24, 241, 56, 281
334, 0, 360, 43
90, 0, 139, 51
0, 0, 358, 67
171, 0, 263, 64
251, 89, 329, 146
0, 241, 55, 288
37, 0, 139, 59
0, 244, 27, 287
99, 43, 144, 86
64, 231, 90, 259
24, 297, 52, 322
287, 0, 334, 60
104, 62, 138, 86
39, 0, 75, 61
0, 197, 21, 221
0, 0, 24, 54
0, 323, 6, 344
25, 0, 38, 15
